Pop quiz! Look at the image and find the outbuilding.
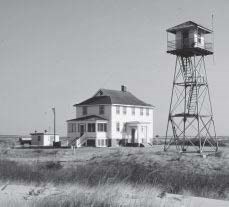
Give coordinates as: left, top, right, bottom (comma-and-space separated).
30, 132, 59, 146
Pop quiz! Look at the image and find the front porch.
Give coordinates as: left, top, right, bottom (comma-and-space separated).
123, 121, 150, 145
67, 115, 109, 147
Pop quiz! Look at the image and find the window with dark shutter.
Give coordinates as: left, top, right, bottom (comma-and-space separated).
116, 122, 120, 132
132, 107, 135, 115
99, 105, 105, 115
98, 123, 107, 132
83, 106, 87, 115
116, 106, 120, 114
123, 106, 127, 115
146, 108, 149, 116
140, 108, 144, 116
88, 123, 96, 132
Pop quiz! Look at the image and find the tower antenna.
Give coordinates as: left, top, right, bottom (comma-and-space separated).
212, 14, 215, 64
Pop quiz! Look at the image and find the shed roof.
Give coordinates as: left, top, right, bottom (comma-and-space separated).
30, 133, 59, 135
67, 115, 108, 122
74, 88, 153, 107
167, 21, 212, 34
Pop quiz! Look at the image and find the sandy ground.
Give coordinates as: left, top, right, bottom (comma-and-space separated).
1, 182, 229, 207
0, 182, 61, 206
1, 144, 229, 206
0, 182, 160, 207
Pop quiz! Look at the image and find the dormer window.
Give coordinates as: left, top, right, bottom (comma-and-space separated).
83, 106, 87, 115
95, 90, 103, 96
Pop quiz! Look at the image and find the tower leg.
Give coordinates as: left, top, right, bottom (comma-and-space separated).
164, 55, 218, 154
164, 57, 178, 151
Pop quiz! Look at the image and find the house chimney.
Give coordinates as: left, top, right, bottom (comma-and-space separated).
121, 85, 127, 92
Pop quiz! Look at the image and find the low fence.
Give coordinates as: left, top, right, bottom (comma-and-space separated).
154, 136, 229, 147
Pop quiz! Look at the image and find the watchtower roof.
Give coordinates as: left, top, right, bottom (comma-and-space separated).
167, 21, 212, 34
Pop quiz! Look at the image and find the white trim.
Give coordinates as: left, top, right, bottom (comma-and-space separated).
74, 104, 111, 107
126, 121, 151, 125
67, 120, 108, 123
97, 138, 108, 147
112, 104, 155, 109
75, 104, 154, 108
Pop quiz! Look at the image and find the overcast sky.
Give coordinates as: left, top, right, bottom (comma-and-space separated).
0, 0, 229, 136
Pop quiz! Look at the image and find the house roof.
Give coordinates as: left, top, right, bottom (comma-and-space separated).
167, 21, 212, 34
74, 88, 153, 107
126, 121, 150, 125
67, 115, 108, 122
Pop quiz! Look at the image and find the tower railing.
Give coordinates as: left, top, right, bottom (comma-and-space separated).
167, 38, 213, 53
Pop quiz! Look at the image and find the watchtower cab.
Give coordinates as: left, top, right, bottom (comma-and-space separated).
167, 21, 213, 56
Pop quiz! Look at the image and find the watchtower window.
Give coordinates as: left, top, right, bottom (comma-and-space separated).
197, 29, 202, 43
183, 31, 188, 39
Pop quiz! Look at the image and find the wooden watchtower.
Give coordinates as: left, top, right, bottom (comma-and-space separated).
164, 21, 218, 154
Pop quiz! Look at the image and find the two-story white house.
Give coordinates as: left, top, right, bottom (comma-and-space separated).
67, 86, 154, 147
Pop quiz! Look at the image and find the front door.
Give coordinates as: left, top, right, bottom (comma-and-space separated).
131, 128, 136, 143
80, 124, 85, 136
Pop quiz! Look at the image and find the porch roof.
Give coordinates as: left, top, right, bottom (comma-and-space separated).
126, 121, 150, 126
67, 115, 107, 122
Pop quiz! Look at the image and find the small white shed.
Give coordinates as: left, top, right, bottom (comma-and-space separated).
30, 132, 59, 146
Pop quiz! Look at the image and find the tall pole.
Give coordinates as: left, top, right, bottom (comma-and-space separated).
212, 14, 215, 64
52, 107, 56, 143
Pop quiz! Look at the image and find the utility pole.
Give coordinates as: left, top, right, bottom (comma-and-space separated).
52, 107, 56, 144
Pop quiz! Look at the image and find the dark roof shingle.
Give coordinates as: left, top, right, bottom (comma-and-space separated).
167, 21, 212, 34
74, 88, 153, 107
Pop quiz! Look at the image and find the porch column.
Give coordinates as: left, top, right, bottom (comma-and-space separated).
95, 121, 97, 147
137, 125, 140, 146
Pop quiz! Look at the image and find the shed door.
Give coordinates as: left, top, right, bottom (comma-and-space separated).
131, 128, 136, 143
